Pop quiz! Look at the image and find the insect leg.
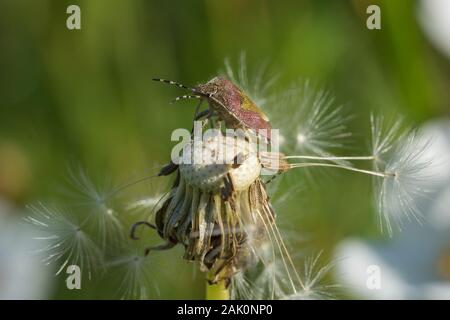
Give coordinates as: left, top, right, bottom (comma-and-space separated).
194, 109, 211, 121
219, 151, 247, 202
130, 221, 156, 240
158, 161, 179, 176
192, 100, 203, 120
220, 172, 235, 202
265, 173, 280, 184
214, 120, 222, 130
191, 108, 212, 131
231, 152, 247, 169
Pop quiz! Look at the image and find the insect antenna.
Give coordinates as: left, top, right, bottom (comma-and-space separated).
152, 78, 194, 91
170, 94, 202, 104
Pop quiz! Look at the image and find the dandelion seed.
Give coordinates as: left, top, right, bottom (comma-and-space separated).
126, 196, 165, 212
232, 235, 335, 300
367, 115, 438, 235
252, 243, 294, 299
229, 272, 259, 300
228, 234, 289, 300
268, 82, 352, 167
224, 52, 277, 108
281, 254, 338, 300
64, 165, 115, 207
121, 166, 170, 215
284, 114, 438, 236
66, 168, 120, 226
62, 166, 127, 250
125, 181, 171, 221
369, 114, 405, 170
24, 203, 104, 279
374, 129, 437, 236
107, 251, 160, 300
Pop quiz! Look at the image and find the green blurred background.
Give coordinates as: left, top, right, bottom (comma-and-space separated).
0, 0, 449, 299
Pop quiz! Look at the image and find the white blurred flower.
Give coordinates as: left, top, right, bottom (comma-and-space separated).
418, 0, 450, 59
0, 199, 54, 299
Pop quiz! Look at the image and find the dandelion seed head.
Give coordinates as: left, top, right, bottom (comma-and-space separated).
180, 134, 261, 192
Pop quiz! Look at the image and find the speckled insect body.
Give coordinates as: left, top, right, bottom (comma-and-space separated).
153, 77, 272, 141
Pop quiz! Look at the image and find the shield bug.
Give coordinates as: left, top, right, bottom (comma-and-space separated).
153, 77, 272, 141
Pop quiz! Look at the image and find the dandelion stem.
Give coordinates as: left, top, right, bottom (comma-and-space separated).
206, 279, 229, 300
289, 162, 393, 178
